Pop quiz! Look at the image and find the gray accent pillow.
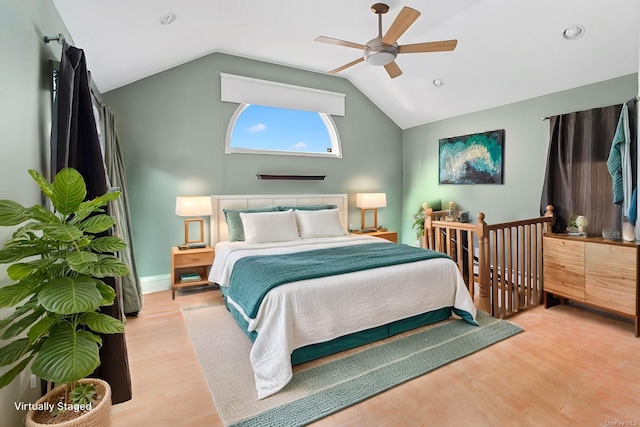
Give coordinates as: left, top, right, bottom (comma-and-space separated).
223, 206, 279, 241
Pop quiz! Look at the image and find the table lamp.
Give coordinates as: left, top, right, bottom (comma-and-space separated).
356, 193, 387, 232
175, 196, 212, 247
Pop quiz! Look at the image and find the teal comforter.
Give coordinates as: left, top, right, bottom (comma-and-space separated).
227, 242, 451, 319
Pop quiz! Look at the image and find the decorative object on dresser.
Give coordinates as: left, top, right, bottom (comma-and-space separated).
567, 214, 588, 236
170, 246, 215, 300
543, 233, 639, 337
175, 196, 212, 247
356, 192, 387, 232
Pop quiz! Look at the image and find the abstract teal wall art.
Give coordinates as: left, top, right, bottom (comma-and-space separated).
438, 129, 504, 184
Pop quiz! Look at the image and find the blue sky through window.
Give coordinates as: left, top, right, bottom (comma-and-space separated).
230, 104, 332, 153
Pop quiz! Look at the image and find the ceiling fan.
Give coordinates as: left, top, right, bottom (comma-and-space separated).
315, 3, 457, 79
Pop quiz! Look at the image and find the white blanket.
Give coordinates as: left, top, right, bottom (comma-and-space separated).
209, 236, 477, 399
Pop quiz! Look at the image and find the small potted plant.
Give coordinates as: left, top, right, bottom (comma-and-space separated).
412, 204, 426, 247
0, 168, 128, 426
567, 214, 588, 236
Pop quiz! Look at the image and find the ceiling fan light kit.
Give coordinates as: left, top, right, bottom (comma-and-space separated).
315, 3, 457, 79
364, 40, 397, 66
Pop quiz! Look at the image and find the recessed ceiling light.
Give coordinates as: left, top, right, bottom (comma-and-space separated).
563, 25, 584, 40
433, 79, 445, 88
159, 13, 177, 25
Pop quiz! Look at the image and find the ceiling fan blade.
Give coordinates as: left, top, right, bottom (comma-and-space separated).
381, 7, 420, 45
315, 36, 366, 50
328, 57, 365, 74
398, 39, 458, 54
384, 61, 403, 79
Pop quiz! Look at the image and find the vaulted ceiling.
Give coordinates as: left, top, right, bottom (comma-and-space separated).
52, 0, 639, 129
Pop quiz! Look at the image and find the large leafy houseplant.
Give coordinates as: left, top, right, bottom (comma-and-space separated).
0, 168, 127, 408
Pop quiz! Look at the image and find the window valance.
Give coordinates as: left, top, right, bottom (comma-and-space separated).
220, 73, 345, 116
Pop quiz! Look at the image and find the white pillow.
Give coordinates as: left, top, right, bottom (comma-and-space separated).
295, 208, 348, 239
239, 210, 300, 243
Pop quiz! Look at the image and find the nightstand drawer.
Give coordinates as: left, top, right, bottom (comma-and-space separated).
353, 231, 397, 242
174, 251, 214, 267
374, 231, 397, 243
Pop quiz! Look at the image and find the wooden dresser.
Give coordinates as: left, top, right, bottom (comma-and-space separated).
543, 233, 639, 336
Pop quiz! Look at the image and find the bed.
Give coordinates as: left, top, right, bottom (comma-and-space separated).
208, 194, 477, 399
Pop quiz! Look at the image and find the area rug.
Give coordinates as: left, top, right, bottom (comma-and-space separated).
182, 305, 522, 427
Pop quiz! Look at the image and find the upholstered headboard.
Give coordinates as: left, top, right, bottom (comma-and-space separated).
210, 194, 348, 246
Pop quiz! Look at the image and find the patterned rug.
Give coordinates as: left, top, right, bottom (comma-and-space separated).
181, 305, 522, 427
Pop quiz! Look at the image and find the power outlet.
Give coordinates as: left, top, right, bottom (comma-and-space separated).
30, 374, 37, 389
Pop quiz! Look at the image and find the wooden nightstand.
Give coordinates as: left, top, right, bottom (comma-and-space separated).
170, 246, 215, 300
359, 230, 398, 242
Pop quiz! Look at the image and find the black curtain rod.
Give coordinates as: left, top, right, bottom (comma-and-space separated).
541, 96, 639, 121
43, 33, 65, 45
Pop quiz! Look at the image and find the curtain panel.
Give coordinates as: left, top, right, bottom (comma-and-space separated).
53, 42, 132, 404
99, 103, 143, 316
540, 100, 637, 237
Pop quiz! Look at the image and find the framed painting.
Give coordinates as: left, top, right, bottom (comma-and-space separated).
438, 129, 504, 184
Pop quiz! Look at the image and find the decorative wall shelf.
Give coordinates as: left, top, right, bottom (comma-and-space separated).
256, 174, 326, 181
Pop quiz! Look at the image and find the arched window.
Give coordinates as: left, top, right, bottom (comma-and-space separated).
226, 104, 342, 158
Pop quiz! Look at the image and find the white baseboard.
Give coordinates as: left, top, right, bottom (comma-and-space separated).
140, 274, 171, 294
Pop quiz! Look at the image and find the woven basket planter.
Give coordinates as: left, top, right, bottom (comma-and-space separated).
25, 378, 111, 427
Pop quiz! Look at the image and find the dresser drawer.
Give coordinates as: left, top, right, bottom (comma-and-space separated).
543, 237, 584, 263
543, 237, 585, 300
585, 242, 637, 289
585, 242, 637, 316
586, 284, 635, 315
544, 264, 585, 300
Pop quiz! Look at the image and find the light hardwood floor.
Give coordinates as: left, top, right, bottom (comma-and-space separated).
111, 288, 640, 427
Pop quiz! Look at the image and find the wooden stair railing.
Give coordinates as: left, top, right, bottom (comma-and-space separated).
424, 205, 555, 318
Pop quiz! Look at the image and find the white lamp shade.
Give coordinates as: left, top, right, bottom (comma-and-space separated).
356, 193, 387, 209
175, 196, 212, 217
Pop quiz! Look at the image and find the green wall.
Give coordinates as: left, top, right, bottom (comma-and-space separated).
402, 74, 638, 244
0, 1, 71, 425
103, 53, 403, 277
103, 51, 638, 276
